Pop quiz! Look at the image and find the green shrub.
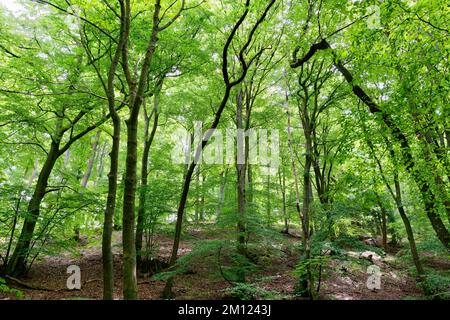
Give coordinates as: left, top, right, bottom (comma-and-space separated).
222, 283, 284, 300
420, 272, 450, 300
0, 277, 24, 299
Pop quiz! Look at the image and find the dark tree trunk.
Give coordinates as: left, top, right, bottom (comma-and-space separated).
216, 168, 228, 218
6, 141, 60, 276
278, 166, 288, 233
122, 114, 139, 300
102, 119, 120, 300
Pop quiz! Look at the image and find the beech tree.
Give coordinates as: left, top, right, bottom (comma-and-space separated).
0, 0, 448, 302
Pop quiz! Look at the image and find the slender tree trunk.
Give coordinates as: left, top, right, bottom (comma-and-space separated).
95, 142, 108, 186
103, 119, 120, 300
102, 0, 128, 298
199, 172, 205, 221
285, 104, 302, 229
375, 193, 388, 251
236, 89, 247, 282
302, 127, 314, 299
394, 176, 424, 275
81, 130, 101, 188
278, 166, 288, 233
216, 168, 228, 218
6, 141, 60, 276
194, 165, 200, 224
266, 174, 271, 227
136, 95, 159, 268
28, 159, 39, 188
121, 0, 162, 299
122, 115, 139, 300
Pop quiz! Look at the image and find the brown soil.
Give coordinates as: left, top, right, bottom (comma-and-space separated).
0, 230, 426, 300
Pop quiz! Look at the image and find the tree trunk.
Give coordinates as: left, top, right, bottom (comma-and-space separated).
301, 125, 314, 299
266, 174, 271, 227
122, 114, 139, 300
136, 94, 159, 269
6, 141, 60, 276
121, 0, 161, 299
278, 166, 288, 233
81, 130, 101, 188
285, 104, 302, 228
102, 120, 120, 300
375, 193, 388, 251
102, 0, 129, 299
199, 172, 205, 221
95, 142, 108, 186
216, 168, 228, 218
236, 89, 247, 282
394, 175, 424, 275
27, 159, 39, 188
194, 165, 200, 224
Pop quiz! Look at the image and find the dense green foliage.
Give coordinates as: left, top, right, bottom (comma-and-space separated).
0, 0, 448, 300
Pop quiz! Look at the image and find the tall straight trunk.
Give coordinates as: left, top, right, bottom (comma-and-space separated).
301, 130, 314, 299
375, 193, 388, 251
216, 168, 228, 218
122, 114, 139, 300
199, 173, 205, 221
102, 118, 120, 300
393, 175, 424, 275
81, 130, 101, 188
64, 150, 70, 168
102, 0, 128, 299
6, 141, 60, 276
278, 166, 288, 233
136, 94, 159, 268
236, 89, 247, 276
247, 164, 253, 207
266, 174, 271, 227
120, 0, 163, 299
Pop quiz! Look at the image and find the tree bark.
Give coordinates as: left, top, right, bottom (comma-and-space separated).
6, 141, 60, 276
375, 193, 388, 251
102, 0, 128, 299
81, 130, 101, 188
236, 88, 247, 282
136, 94, 160, 268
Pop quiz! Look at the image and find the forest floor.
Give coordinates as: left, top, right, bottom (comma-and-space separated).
2, 225, 447, 300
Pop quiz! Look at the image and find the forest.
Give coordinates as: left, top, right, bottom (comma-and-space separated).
0, 0, 448, 301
